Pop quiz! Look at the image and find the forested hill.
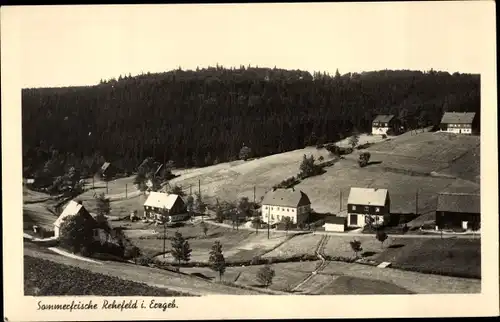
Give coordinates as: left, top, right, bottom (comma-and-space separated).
22, 66, 480, 178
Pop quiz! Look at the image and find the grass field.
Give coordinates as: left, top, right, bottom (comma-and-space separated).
262, 233, 322, 259
373, 237, 481, 278
24, 255, 193, 296
24, 242, 263, 295
320, 261, 480, 294
314, 275, 414, 295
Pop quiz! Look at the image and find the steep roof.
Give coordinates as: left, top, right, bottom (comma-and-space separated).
144, 192, 182, 210
154, 164, 164, 176
262, 189, 311, 208
54, 200, 93, 227
372, 115, 395, 123
348, 187, 389, 206
436, 192, 480, 214
440, 112, 476, 124
324, 215, 346, 225
101, 162, 111, 171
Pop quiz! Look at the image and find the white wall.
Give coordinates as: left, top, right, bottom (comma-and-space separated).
444, 127, 472, 134
54, 226, 60, 238
324, 223, 345, 232
347, 213, 385, 227
261, 204, 298, 224
372, 127, 389, 135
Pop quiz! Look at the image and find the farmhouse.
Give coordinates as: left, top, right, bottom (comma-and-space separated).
439, 112, 477, 134
143, 192, 188, 223
372, 115, 397, 135
347, 187, 390, 228
261, 188, 311, 225
323, 215, 346, 232
435, 192, 480, 231
53, 200, 111, 244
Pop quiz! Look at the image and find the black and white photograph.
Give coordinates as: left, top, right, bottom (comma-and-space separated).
2, 2, 498, 321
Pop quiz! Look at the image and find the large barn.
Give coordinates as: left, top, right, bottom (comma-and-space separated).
435, 192, 480, 231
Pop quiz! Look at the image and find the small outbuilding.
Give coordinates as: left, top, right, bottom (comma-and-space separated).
323, 216, 346, 232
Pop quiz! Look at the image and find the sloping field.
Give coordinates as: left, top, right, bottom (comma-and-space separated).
320, 261, 480, 294
24, 256, 193, 296
262, 234, 322, 259
24, 242, 262, 295
373, 237, 481, 278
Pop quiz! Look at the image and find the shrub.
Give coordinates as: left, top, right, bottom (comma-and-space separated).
358, 152, 371, 167
256, 264, 275, 287
382, 134, 388, 139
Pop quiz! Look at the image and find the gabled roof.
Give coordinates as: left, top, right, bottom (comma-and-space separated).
324, 215, 346, 225
440, 112, 476, 124
348, 187, 389, 206
154, 164, 164, 176
262, 189, 311, 208
372, 115, 395, 123
436, 192, 480, 214
101, 162, 111, 171
144, 192, 183, 210
54, 200, 93, 227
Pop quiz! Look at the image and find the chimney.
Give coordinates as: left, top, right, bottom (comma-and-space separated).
76, 199, 83, 205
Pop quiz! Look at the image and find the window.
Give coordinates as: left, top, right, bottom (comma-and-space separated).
375, 207, 380, 213
364, 206, 369, 212
292, 209, 295, 212
287, 208, 289, 212
350, 214, 358, 226
352, 205, 356, 211
264, 206, 267, 210
277, 215, 280, 220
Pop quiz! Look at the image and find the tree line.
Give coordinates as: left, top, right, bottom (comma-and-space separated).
22, 66, 480, 181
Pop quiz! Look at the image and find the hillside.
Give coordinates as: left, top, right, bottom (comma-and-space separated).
164, 130, 479, 216
22, 67, 479, 179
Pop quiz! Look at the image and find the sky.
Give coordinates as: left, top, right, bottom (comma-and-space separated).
2, 2, 495, 88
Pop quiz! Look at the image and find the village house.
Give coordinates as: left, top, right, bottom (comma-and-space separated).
100, 162, 118, 180
143, 192, 188, 223
371, 114, 397, 135
261, 188, 311, 225
322, 215, 346, 232
53, 200, 112, 245
346, 187, 390, 228
435, 192, 480, 231
439, 112, 477, 135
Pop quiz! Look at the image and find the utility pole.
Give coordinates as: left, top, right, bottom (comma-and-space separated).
340, 191, 342, 212
253, 186, 256, 204
198, 179, 201, 197
267, 207, 270, 240
163, 221, 166, 258
416, 190, 419, 216
106, 180, 109, 195
92, 176, 95, 189
189, 185, 192, 196
125, 183, 128, 199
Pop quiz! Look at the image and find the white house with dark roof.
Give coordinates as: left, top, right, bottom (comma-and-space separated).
372, 115, 396, 135
439, 112, 476, 134
347, 187, 390, 228
143, 192, 188, 223
261, 189, 311, 225
54, 200, 112, 244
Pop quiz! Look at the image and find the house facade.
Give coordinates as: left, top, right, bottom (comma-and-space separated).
372, 115, 396, 135
439, 112, 476, 135
323, 215, 346, 232
261, 189, 311, 225
143, 192, 188, 223
435, 192, 480, 230
346, 187, 390, 228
